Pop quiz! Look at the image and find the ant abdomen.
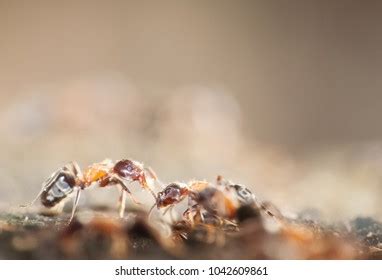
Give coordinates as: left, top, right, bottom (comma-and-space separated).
41, 173, 76, 207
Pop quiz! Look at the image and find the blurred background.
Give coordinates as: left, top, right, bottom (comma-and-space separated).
1, 0, 382, 221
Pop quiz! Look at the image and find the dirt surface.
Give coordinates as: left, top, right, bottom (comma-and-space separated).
0, 207, 381, 260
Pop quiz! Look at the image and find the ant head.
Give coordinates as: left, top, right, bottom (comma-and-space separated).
113, 159, 143, 181
156, 183, 187, 208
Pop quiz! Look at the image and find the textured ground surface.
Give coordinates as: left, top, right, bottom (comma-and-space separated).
0, 206, 381, 260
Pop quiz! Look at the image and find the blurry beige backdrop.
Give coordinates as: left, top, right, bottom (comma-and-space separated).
1, 0, 382, 220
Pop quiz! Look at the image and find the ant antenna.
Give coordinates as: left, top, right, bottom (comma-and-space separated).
147, 202, 157, 221
68, 188, 81, 224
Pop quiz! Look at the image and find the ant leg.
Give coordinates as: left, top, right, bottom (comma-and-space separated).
70, 161, 83, 180
144, 166, 164, 188
260, 201, 284, 221
183, 208, 196, 226
113, 176, 142, 205
68, 188, 81, 224
139, 175, 157, 200
162, 205, 172, 216
169, 206, 178, 223
148, 203, 157, 221
22, 161, 82, 208
20, 169, 63, 208
144, 166, 158, 180
118, 188, 127, 218
70, 161, 82, 175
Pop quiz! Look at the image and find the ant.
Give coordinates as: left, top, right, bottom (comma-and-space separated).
154, 175, 279, 227
216, 175, 283, 220
23, 159, 160, 223
154, 179, 240, 226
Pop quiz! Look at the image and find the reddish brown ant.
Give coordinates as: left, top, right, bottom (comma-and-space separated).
153, 180, 239, 226
153, 176, 280, 228
24, 159, 160, 223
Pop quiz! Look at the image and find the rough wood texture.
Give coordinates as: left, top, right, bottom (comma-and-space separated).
0, 207, 381, 260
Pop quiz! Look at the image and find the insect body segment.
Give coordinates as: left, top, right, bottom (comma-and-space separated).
83, 159, 112, 187
156, 183, 189, 208
32, 159, 160, 223
216, 175, 257, 207
33, 162, 82, 209
41, 173, 76, 207
155, 179, 242, 227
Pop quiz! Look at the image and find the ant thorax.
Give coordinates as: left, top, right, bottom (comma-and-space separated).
82, 159, 113, 187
